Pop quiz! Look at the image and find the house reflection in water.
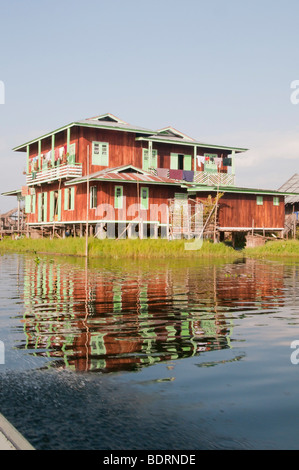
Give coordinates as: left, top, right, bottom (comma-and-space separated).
20, 258, 285, 373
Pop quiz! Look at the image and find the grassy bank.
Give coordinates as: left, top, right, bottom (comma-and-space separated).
0, 237, 241, 259
244, 239, 299, 258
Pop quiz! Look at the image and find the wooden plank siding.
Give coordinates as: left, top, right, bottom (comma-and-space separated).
196, 192, 285, 229
27, 180, 185, 226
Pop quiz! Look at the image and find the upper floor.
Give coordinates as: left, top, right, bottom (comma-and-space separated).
14, 113, 248, 187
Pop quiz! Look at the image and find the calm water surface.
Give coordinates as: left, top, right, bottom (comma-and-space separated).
1, 253, 299, 449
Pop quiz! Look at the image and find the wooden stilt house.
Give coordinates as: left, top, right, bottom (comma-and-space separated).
2, 113, 292, 239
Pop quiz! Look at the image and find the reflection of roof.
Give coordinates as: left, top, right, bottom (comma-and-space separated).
278, 174, 299, 204
66, 165, 182, 186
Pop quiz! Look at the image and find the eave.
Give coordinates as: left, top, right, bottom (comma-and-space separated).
136, 136, 248, 153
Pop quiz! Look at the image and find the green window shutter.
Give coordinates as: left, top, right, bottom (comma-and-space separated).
151, 150, 158, 169
142, 149, 149, 170
140, 187, 149, 210
31, 194, 36, 214
68, 143, 76, 164
38, 193, 42, 222
64, 188, 69, 210
50, 191, 55, 221
92, 142, 109, 166
43, 192, 48, 222
170, 153, 178, 170
57, 190, 62, 221
184, 155, 192, 171
114, 186, 123, 209
25, 195, 31, 214
256, 195, 263, 206
273, 196, 280, 206
70, 187, 75, 210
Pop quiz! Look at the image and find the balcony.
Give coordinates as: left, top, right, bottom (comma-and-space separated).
26, 163, 82, 186
194, 171, 235, 186
151, 168, 235, 186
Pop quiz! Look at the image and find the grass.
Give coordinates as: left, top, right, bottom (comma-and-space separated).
3, 236, 299, 260
244, 239, 299, 258
0, 236, 241, 259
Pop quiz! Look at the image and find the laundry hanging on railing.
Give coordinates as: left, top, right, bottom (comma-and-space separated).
169, 169, 183, 180
214, 157, 222, 168
197, 155, 205, 166
157, 168, 169, 178
183, 170, 194, 182
223, 157, 232, 166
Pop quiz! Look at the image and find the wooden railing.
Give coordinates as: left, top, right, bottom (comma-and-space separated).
26, 163, 82, 186
194, 172, 235, 186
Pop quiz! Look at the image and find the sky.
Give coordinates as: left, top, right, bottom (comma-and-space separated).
1, 0, 299, 212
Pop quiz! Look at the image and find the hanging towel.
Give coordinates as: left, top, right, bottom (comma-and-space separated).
55, 148, 59, 161
223, 157, 232, 166
197, 155, 205, 166
169, 169, 183, 180
59, 147, 64, 157
45, 151, 52, 161
214, 157, 222, 168
157, 168, 169, 178
183, 170, 194, 182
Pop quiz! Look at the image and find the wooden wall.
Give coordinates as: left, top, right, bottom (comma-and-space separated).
196, 192, 285, 229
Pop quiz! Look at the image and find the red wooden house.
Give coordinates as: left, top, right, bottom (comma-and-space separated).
3, 113, 290, 239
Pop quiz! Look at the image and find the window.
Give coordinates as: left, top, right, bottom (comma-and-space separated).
114, 186, 123, 209
90, 186, 97, 209
92, 141, 109, 166
170, 153, 192, 171
64, 187, 75, 211
256, 195, 263, 206
38, 192, 48, 222
142, 149, 158, 170
140, 187, 149, 210
273, 196, 280, 206
68, 143, 76, 164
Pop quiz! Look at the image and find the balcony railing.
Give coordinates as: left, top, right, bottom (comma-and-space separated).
194, 171, 235, 186
26, 163, 82, 186
150, 168, 235, 186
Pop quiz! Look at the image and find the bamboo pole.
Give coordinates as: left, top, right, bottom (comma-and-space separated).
85, 145, 90, 257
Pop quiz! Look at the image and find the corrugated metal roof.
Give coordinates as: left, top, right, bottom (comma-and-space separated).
66, 165, 183, 186
76, 118, 155, 134
278, 174, 299, 203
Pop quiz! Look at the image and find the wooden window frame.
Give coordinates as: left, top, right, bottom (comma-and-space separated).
140, 187, 149, 210
92, 141, 109, 166
90, 186, 97, 209
273, 196, 280, 206
114, 185, 123, 209
256, 195, 263, 206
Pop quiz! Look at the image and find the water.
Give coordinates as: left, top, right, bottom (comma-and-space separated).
1, 253, 299, 449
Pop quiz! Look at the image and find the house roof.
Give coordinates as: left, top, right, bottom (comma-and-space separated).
65, 165, 183, 187
188, 184, 295, 197
12, 113, 248, 154
278, 174, 299, 204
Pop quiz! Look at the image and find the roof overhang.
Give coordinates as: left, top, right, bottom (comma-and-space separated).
188, 185, 298, 196
136, 136, 248, 153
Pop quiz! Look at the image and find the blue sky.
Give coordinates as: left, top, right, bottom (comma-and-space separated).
1, 0, 299, 211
